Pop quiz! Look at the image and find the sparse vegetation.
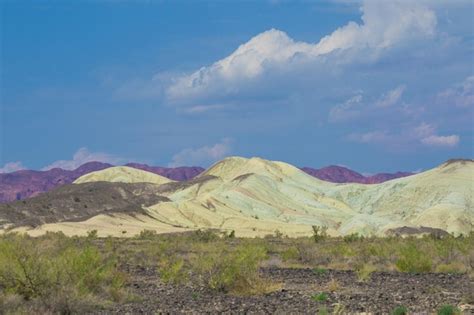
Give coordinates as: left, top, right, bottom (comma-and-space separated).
437, 305, 461, 315
396, 243, 433, 273
0, 233, 126, 313
356, 263, 376, 281
391, 305, 408, 315
157, 242, 278, 295
0, 230, 471, 312
311, 292, 328, 302
312, 267, 328, 275
312, 225, 328, 243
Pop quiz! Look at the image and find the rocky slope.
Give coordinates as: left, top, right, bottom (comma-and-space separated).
0, 181, 169, 229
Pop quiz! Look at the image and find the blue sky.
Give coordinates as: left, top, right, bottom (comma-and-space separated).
1, 0, 473, 173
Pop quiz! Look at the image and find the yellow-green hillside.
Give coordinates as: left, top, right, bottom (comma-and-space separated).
145, 157, 473, 237
10, 158, 473, 238
73, 166, 173, 185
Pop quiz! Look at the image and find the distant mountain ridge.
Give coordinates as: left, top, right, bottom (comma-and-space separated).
301, 165, 414, 184
0, 161, 413, 203
0, 162, 204, 203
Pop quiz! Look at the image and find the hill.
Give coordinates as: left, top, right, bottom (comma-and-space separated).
0, 163, 202, 203
73, 166, 173, 185
0, 161, 412, 204
1, 157, 472, 237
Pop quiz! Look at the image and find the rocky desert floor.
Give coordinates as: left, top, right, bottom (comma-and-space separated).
107, 264, 473, 314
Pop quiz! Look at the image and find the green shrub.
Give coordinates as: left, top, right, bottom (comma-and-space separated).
311, 292, 328, 302
137, 229, 157, 240
395, 243, 432, 273
157, 242, 275, 295
0, 234, 126, 313
343, 233, 363, 243
318, 306, 329, 315
356, 263, 376, 281
191, 229, 220, 242
391, 305, 408, 315
312, 267, 327, 275
87, 229, 98, 239
312, 226, 328, 243
193, 244, 270, 294
159, 258, 187, 284
281, 247, 299, 261
227, 230, 236, 238
437, 305, 461, 315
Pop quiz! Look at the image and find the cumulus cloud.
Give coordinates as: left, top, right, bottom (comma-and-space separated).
375, 85, 406, 108
437, 75, 474, 108
169, 138, 233, 167
42, 147, 123, 170
166, 0, 436, 104
0, 161, 26, 173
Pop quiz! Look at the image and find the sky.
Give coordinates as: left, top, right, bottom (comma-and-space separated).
1, 0, 473, 173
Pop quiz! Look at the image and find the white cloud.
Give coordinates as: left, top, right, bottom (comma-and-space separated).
0, 161, 26, 173
169, 138, 233, 167
375, 85, 406, 107
42, 147, 123, 170
437, 75, 474, 108
166, 0, 436, 104
421, 135, 459, 147
349, 122, 460, 149
414, 123, 459, 147
329, 94, 363, 122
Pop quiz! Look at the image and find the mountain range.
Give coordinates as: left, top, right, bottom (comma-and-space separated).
1, 157, 472, 237
0, 162, 412, 203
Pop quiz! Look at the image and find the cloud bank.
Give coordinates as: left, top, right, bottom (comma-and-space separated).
166, 0, 436, 104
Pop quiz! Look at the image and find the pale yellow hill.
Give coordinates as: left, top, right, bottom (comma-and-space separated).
146, 157, 473, 236
73, 166, 173, 185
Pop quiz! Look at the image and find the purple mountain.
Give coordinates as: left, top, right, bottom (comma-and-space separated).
0, 162, 204, 203
301, 165, 414, 184
125, 163, 204, 181
0, 161, 413, 204
0, 161, 112, 203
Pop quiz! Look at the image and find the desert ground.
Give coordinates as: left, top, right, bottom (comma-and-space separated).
1, 230, 473, 314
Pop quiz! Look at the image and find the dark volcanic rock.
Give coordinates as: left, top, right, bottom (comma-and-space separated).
0, 182, 169, 228
104, 266, 472, 314
0, 162, 204, 203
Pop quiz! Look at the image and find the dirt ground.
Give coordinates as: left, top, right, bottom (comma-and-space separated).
102, 264, 473, 314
